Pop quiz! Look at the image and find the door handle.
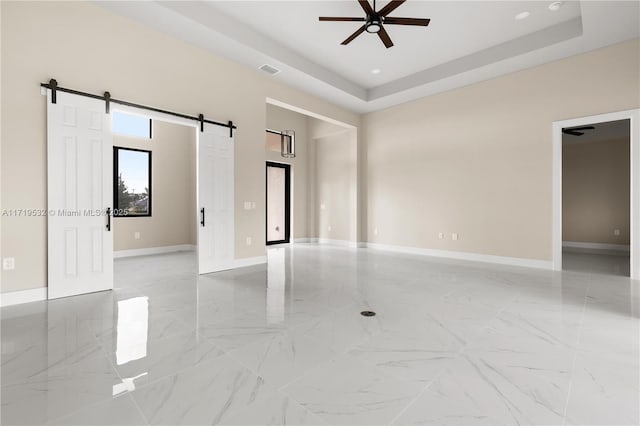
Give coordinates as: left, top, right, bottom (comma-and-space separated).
106, 208, 111, 231
200, 207, 205, 227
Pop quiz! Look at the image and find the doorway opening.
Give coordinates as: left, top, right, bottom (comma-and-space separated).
266, 161, 291, 245
45, 85, 236, 300
552, 109, 640, 280
561, 119, 630, 276
111, 113, 198, 262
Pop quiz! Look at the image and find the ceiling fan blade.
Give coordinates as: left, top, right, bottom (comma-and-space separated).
341, 25, 367, 45
319, 17, 366, 22
358, 0, 374, 16
377, 26, 394, 48
384, 17, 430, 26
568, 126, 595, 131
378, 0, 406, 17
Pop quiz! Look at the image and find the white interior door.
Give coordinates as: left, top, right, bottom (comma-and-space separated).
47, 90, 113, 299
198, 123, 235, 274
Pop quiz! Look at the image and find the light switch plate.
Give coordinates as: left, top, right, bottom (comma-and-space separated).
244, 201, 252, 210
452, 233, 459, 241
134, 232, 140, 240
614, 229, 621, 236
438, 232, 444, 239
246, 237, 252, 246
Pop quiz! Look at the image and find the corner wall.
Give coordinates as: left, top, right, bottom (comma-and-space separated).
363, 39, 640, 261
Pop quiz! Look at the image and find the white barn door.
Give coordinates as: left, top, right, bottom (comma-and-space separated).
198, 124, 235, 274
47, 91, 113, 299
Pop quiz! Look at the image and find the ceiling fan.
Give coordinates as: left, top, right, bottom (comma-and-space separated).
562, 126, 596, 136
319, 0, 430, 49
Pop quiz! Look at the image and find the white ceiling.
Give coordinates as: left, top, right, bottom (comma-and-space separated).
208, 1, 582, 88
96, 1, 640, 113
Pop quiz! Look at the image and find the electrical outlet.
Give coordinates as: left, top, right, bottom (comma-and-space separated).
614, 229, 621, 236
320, 203, 326, 210
452, 233, 459, 241
438, 232, 444, 240
244, 201, 252, 210
251, 202, 256, 209
3, 257, 15, 270
373, 228, 378, 236
134, 232, 140, 240
246, 237, 252, 246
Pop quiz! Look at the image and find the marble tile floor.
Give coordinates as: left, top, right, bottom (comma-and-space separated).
1, 245, 638, 425
562, 249, 631, 277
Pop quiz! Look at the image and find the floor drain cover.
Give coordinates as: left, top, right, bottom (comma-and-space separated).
360, 311, 376, 317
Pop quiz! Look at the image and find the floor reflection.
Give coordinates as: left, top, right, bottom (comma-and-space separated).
112, 372, 148, 396
267, 248, 286, 323
562, 250, 630, 276
116, 297, 149, 365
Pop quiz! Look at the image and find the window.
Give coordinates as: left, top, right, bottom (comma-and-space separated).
265, 130, 293, 156
113, 147, 152, 217
112, 111, 152, 139
265, 130, 281, 153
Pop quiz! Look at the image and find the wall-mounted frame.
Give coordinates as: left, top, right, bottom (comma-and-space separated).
113, 146, 152, 217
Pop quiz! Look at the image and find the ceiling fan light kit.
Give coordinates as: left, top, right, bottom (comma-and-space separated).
319, 0, 431, 49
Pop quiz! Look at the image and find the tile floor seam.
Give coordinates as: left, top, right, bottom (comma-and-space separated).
47, 393, 148, 426
38, 347, 127, 425
387, 286, 518, 425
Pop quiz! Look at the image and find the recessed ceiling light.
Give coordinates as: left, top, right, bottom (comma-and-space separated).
515, 11, 530, 20
548, 1, 563, 11
371, 68, 381, 74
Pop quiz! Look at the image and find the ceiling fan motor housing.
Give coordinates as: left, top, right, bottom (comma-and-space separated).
366, 16, 382, 33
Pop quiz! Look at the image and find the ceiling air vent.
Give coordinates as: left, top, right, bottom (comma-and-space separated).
259, 64, 281, 76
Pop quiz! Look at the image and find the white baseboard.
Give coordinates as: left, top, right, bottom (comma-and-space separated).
365, 242, 552, 270
292, 238, 316, 243
114, 244, 196, 258
1, 287, 47, 307
317, 238, 359, 248
234, 256, 267, 268
563, 241, 630, 252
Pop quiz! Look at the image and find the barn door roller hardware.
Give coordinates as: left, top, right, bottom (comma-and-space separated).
41, 79, 237, 137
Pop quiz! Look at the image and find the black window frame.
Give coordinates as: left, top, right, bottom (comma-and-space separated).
113, 146, 152, 218
265, 161, 291, 245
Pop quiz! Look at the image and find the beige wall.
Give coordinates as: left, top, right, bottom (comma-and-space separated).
314, 129, 358, 242
265, 104, 311, 239
114, 120, 196, 251
0, 1, 359, 293
563, 138, 630, 245
363, 39, 640, 261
